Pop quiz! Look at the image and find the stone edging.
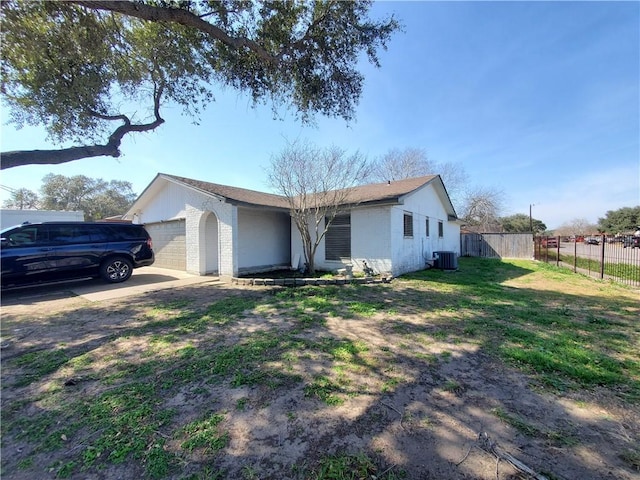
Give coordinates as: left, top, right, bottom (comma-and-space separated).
230, 276, 393, 286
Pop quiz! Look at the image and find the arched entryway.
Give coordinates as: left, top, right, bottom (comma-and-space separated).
198, 211, 219, 274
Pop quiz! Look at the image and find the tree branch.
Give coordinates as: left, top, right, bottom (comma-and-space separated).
279, 1, 333, 61
72, 1, 276, 63
84, 108, 130, 123
1, 145, 120, 169
1, 91, 165, 170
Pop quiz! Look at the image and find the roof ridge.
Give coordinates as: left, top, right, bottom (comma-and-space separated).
162, 173, 286, 199
160, 173, 441, 210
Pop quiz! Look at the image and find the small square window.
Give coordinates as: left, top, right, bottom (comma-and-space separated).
403, 213, 413, 237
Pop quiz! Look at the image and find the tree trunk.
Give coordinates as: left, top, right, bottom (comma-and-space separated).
304, 241, 315, 275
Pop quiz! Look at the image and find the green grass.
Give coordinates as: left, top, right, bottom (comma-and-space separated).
404, 258, 640, 400
179, 412, 229, 452
543, 250, 640, 283
204, 297, 258, 324
620, 447, 640, 472
79, 383, 177, 467
492, 407, 577, 446
313, 453, 405, 479
492, 406, 539, 436
443, 379, 463, 394
304, 376, 345, 405
13, 348, 70, 386
2, 257, 638, 479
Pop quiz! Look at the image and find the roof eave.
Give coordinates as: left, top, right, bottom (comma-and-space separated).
352, 198, 403, 208
234, 201, 290, 212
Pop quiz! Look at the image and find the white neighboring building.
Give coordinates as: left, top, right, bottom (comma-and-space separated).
1, 210, 84, 230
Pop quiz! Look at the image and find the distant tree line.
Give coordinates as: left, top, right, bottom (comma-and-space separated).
597, 206, 640, 234
552, 207, 640, 237
10, 146, 631, 238
368, 147, 638, 236
2, 174, 136, 221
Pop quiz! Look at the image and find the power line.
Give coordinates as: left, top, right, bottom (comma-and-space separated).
0, 184, 18, 194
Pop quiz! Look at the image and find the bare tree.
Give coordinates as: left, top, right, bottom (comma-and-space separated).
460, 186, 505, 232
554, 218, 598, 237
437, 161, 469, 209
368, 147, 468, 210
2, 188, 40, 209
267, 141, 370, 274
370, 147, 429, 181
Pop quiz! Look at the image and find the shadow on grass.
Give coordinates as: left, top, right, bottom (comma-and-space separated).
1, 258, 638, 479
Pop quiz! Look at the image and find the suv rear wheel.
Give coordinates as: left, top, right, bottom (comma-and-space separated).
100, 257, 133, 283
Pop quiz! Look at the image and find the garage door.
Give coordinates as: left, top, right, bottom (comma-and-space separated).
145, 220, 186, 271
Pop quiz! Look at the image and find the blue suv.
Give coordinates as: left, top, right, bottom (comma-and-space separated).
1, 222, 154, 288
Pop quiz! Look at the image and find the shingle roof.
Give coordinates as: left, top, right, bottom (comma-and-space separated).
160, 173, 444, 210
338, 175, 438, 205
161, 174, 291, 209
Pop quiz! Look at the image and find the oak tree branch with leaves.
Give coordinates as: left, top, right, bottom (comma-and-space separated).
1, 0, 399, 169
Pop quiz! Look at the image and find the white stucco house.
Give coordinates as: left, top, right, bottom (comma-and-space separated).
124, 173, 461, 278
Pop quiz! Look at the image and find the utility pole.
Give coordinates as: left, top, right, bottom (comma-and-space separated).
529, 204, 534, 233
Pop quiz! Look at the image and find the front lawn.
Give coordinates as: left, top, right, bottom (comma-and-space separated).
1, 258, 638, 479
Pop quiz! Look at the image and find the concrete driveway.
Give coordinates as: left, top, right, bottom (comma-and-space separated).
1, 267, 218, 304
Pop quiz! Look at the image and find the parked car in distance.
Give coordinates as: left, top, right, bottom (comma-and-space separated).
584, 237, 600, 245
541, 237, 558, 248
623, 236, 640, 249
1, 222, 154, 288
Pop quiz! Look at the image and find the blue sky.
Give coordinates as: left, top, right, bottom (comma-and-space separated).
1, 1, 638, 229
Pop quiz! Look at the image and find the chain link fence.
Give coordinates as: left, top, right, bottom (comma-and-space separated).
534, 235, 640, 287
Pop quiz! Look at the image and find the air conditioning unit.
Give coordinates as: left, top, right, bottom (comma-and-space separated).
433, 251, 458, 270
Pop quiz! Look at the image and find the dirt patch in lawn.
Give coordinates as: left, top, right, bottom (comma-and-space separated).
1, 259, 639, 480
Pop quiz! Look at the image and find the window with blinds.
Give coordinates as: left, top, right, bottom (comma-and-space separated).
403, 213, 413, 237
325, 214, 351, 260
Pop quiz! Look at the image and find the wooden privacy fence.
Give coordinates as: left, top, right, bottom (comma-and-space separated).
460, 233, 533, 259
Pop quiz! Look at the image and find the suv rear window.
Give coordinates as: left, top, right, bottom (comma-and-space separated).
107, 225, 148, 241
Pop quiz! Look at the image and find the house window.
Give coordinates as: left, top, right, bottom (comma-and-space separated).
403, 213, 413, 237
438, 220, 444, 238
326, 214, 351, 260
425, 218, 430, 237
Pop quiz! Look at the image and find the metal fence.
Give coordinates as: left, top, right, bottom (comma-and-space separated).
461, 233, 533, 259
534, 235, 640, 287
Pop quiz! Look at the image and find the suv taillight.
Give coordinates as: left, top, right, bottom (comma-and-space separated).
147, 237, 153, 249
